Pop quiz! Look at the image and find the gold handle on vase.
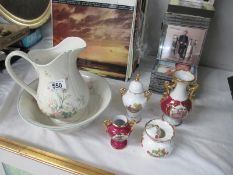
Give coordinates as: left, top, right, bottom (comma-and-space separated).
120, 87, 127, 96
163, 80, 176, 96
103, 120, 112, 128
128, 120, 136, 132
188, 82, 199, 99
144, 90, 152, 101
135, 74, 140, 81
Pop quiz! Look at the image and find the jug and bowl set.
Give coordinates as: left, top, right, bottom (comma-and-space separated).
5, 37, 198, 157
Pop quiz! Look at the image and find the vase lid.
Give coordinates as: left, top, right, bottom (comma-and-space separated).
129, 74, 144, 93
145, 119, 174, 142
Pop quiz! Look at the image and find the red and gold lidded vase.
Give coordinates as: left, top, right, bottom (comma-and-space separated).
160, 70, 198, 126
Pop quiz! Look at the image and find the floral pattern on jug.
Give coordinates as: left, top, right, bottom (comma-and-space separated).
43, 91, 86, 119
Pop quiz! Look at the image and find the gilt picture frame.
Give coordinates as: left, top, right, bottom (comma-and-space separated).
0, 0, 51, 28
0, 137, 113, 175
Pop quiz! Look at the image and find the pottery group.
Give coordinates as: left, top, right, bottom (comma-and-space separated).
104, 69, 198, 158
5, 36, 199, 158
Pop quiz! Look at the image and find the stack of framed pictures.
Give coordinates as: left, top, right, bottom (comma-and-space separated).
149, 0, 215, 94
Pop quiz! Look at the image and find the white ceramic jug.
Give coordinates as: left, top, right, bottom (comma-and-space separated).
5, 37, 90, 123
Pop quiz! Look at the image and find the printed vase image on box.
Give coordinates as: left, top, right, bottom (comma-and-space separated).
52, 0, 137, 80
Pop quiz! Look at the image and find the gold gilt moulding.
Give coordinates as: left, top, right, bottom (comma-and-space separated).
0, 0, 51, 28
0, 137, 114, 175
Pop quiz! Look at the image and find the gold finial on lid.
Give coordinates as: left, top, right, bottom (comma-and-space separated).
135, 74, 140, 81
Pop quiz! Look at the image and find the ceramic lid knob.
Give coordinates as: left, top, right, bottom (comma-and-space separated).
129, 74, 144, 93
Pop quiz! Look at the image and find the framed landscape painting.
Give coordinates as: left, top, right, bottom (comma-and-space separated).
0, 137, 113, 175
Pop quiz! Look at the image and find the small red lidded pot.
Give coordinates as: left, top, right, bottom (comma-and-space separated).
104, 115, 135, 149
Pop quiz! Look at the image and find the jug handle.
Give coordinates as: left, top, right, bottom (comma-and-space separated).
5, 51, 37, 99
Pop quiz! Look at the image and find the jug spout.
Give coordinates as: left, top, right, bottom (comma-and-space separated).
55, 37, 86, 55
49, 37, 86, 68
28, 37, 86, 68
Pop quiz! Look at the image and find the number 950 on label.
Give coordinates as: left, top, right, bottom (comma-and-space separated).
49, 79, 66, 90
